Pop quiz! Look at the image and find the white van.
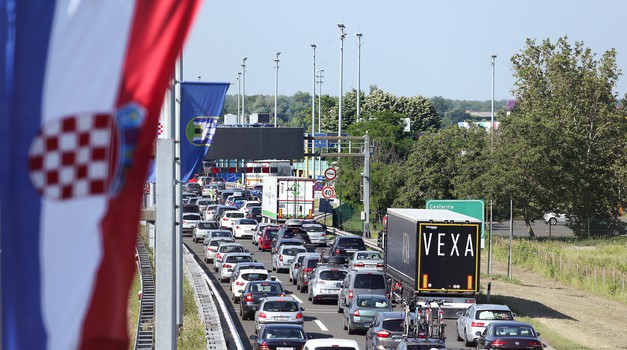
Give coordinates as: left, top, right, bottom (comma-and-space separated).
303, 338, 360, 350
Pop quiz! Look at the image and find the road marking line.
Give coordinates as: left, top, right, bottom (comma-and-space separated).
291, 294, 303, 303
314, 320, 328, 331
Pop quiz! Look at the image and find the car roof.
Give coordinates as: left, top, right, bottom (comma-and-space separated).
303, 338, 359, 347
374, 311, 405, 320
487, 321, 533, 328
474, 304, 513, 311
262, 296, 298, 302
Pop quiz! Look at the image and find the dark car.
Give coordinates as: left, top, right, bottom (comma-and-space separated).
274, 227, 315, 252
295, 253, 322, 293
365, 311, 405, 350
183, 182, 202, 196
476, 321, 543, 350
239, 280, 285, 320
247, 206, 262, 222
330, 235, 366, 259
182, 203, 200, 214
249, 324, 308, 350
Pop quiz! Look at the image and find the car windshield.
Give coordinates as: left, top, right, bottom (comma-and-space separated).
226, 256, 252, 263
210, 239, 232, 247
302, 225, 324, 232
340, 238, 365, 249
354, 274, 386, 289
250, 283, 282, 293
212, 231, 232, 238
476, 310, 513, 320
239, 219, 257, 225
197, 222, 216, 229
356, 297, 390, 308
494, 326, 535, 337
263, 301, 299, 312
320, 270, 346, 281
183, 214, 201, 220
221, 246, 244, 253
283, 247, 307, 256
227, 212, 245, 218
242, 273, 268, 281
262, 328, 305, 340
264, 231, 278, 239
305, 259, 319, 268
357, 252, 382, 260
382, 319, 404, 332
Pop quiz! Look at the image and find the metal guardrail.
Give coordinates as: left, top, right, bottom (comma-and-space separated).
135, 238, 155, 349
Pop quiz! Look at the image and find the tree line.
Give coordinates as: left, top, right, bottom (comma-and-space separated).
224, 36, 627, 238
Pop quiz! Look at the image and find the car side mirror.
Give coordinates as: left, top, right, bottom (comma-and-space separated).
300, 307, 305, 311
270, 276, 277, 281
295, 262, 301, 267
237, 289, 243, 294
364, 322, 371, 328
456, 311, 463, 317
249, 335, 257, 341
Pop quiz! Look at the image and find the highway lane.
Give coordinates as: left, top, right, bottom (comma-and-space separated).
184, 235, 475, 350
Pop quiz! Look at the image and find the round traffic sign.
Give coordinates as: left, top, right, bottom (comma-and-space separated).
322, 186, 336, 199
313, 181, 324, 191
324, 167, 337, 181
143, 182, 150, 194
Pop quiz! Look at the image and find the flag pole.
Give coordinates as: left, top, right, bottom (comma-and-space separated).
175, 55, 183, 328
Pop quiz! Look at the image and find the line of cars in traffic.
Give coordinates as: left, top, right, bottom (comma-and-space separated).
182, 179, 545, 349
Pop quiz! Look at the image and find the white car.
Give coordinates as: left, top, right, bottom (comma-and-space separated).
203, 237, 234, 263
302, 338, 360, 350
213, 242, 246, 272
217, 252, 253, 282
220, 210, 245, 230
543, 212, 567, 225
456, 304, 516, 346
347, 250, 384, 271
232, 218, 258, 238
272, 245, 307, 273
230, 267, 272, 303
240, 200, 261, 214
191, 221, 220, 243
181, 213, 201, 236
254, 296, 304, 333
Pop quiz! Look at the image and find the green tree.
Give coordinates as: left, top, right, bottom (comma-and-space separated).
492, 36, 627, 237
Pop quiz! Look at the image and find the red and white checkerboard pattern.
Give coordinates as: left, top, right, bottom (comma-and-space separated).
28, 114, 118, 200
157, 122, 164, 136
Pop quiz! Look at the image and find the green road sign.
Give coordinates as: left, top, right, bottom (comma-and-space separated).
426, 199, 485, 248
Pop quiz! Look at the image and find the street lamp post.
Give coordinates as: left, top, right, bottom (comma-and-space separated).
311, 44, 316, 178
338, 23, 346, 153
491, 55, 497, 135
317, 69, 324, 176
237, 72, 241, 120
488, 54, 497, 276
241, 57, 247, 125
274, 52, 281, 128
356, 33, 363, 121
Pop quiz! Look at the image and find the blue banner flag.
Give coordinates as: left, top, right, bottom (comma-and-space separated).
180, 82, 229, 181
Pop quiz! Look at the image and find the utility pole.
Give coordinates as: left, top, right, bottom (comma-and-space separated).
337, 23, 346, 153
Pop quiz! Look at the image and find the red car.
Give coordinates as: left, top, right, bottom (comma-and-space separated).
258, 227, 280, 251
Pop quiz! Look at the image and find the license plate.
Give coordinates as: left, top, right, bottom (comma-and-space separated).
323, 289, 339, 294
273, 316, 289, 320
246, 230, 253, 233
277, 347, 294, 350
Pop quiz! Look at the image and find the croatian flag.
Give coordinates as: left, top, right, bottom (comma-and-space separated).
0, 0, 201, 349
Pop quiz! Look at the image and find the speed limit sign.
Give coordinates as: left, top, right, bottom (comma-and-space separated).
322, 186, 336, 199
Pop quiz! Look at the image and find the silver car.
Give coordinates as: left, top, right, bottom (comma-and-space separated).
213, 242, 246, 272
289, 252, 311, 285
301, 223, 327, 246
272, 245, 307, 273
217, 252, 253, 282
348, 250, 384, 271
254, 296, 304, 333
308, 265, 348, 304
456, 304, 516, 346
192, 221, 220, 243
203, 237, 234, 263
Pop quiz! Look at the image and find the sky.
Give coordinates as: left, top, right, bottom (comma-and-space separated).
181, 0, 627, 102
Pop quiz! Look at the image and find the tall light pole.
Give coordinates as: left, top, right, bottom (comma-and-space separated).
274, 52, 281, 127
241, 57, 247, 125
491, 55, 497, 136
356, 33, 363, 121
311, 45, 317, 178
317, 69, 324, 176
338, 23, 346, 153
237, 72, 241, 120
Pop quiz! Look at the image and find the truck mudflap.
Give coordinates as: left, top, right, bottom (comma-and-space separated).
416, 297, 477, 319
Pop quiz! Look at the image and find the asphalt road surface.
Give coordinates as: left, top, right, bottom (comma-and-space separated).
184, 235, 479, 350
491, 220, 574, 238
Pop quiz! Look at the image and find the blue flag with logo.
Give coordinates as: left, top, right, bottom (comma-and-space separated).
180, 82, 229, 182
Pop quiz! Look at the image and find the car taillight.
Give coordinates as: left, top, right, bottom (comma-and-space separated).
296, 312, 303, 319
385, 292, 390, 299
528, 341, 542, 346
245, 294, 253, 302
236, 281, 245, 286
317, 280, 325, 284
260, 342, 270, 350
376, 330, 391, 338
208, 247, 215, 252
354, 262, 365, 267
257, 312, 266, 319
279, 254, 283, 262
223, 264, 232, 269
235, 225, 240, 229
352, 310, 360, 316
335, 249, 341, 255
348, 290, 353, 299
303, 268, 313, 272
321, 232, 326, 236
216, 253, 222, 260
471, 321, 485, 327
376, 263, 384, 268
223, 217, 227, 221
491, 339, 506, 347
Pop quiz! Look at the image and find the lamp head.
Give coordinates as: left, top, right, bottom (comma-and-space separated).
311, 44, 316, 48
356, 33, 363, 37
337, 23, 345, 29
491, 55, 497, 59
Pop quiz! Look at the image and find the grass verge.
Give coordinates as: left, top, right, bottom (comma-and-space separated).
477, 293, 586, 349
